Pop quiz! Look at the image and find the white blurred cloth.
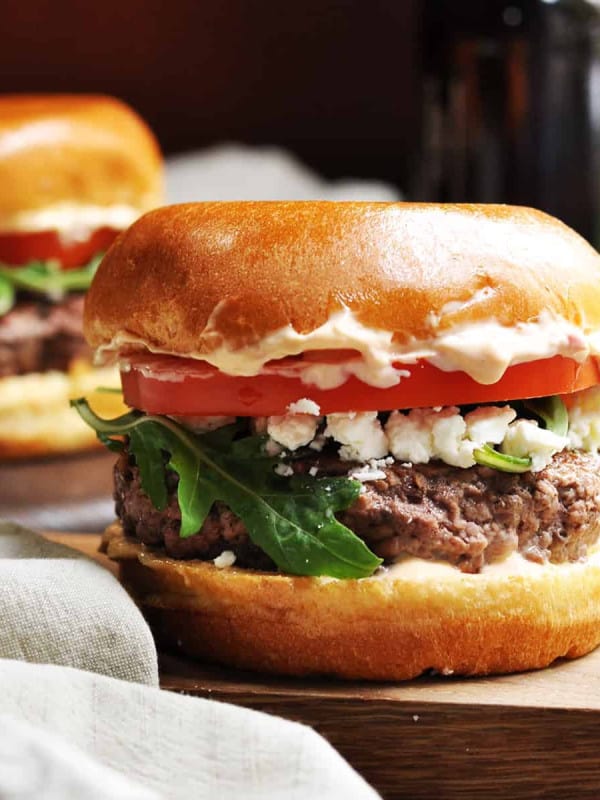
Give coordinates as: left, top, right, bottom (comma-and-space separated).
0, 520, 158, 685
166, 144, 400, 203
0, 523, 379, 799
0, 660, 379, 800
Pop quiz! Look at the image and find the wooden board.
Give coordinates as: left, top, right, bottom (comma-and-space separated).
48, 532, 600, 800
1, 450, 115, 532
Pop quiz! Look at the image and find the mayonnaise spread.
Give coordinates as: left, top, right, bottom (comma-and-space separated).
109, 305, 599, 389
0, 203, 144, 242
372, 545, 600, 583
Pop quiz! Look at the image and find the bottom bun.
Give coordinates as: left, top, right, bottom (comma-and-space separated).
0, 361, 127, 458
102, 523, 600, 680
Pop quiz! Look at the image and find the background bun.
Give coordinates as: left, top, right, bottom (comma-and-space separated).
0, 364, 127, 458
0, 95, 162, 220
103, 523, 600, 680
85, 202, 600, 358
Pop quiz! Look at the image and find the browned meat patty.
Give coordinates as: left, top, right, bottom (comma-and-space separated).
0, 294, 89, 377
114, 451, 274, 570
113, 447, 600, 573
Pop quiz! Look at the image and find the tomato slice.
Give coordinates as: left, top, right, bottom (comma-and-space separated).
0, 227, 119, 268
120, 353, 600, 416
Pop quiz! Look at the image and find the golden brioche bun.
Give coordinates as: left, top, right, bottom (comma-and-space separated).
85, 202, 600, 359
0, 361, 127, 458
0, 95, 162, 221
102, 523, 600, 680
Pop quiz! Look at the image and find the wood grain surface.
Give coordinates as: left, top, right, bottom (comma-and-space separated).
1, 450, 116, 532
49, 532, 600, 800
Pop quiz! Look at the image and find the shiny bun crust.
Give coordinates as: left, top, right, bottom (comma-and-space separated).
0, 362, 127, 458
102, 523, 600, 680
85, 202, 600, 357
0, 95, 162, 218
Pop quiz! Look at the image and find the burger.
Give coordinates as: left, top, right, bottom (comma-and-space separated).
0, 94, 162, 457
74, 201, 600, 679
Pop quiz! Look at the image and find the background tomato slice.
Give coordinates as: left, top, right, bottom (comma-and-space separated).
120, 354, 600, 416
0, 227, 119, 268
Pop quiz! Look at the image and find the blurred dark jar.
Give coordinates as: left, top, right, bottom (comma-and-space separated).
412, 0, 600, 245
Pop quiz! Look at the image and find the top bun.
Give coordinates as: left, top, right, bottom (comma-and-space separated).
85, 201, 600, 365
0, 95, 162, 221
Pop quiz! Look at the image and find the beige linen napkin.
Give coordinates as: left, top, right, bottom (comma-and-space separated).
0, 520, 158, 685
0, 660, 380, 799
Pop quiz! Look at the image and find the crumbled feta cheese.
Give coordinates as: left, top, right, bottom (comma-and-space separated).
502, 419, 568, 471
267, 414, 322, 451
287, 398, 321, 415
325, 411, 388, 461
349, 465, 387, 482
431, 408, 474, 468
387, 405, 522, 468
213, 550, 236, 568
274, 463, 294, 477
464, 405, 516, 444
309, 434, 326, 452
386, 409, 433, 463
308, 466, 319, 476
567, 386, 600, 451
168, 415, 235, 433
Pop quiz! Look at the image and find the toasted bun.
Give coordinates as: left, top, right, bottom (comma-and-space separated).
0, 95, 162, 221
0, 361, 127, 458
102, 523, 600, 679
85, 202, 600, 359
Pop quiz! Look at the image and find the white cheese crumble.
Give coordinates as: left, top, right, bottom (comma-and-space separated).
309, 434, 326, 452
213, 550, 237, 568
287, 398, 321, 415
464, 405, 516, 444
567, 386, 600, 451
386, 405, 519, 469
502, 419, 569, 472
325, 411, 388, 461
349, 460, 388, 482
274, 463, 294, 477
267, 414, 322, 451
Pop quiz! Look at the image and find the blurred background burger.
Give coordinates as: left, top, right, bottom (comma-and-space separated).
0, 94, 163, 457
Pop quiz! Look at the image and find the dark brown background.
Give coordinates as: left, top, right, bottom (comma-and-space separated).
0, 0, 420, 192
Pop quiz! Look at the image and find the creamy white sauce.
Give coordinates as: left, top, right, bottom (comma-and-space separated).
0, 203, 144, 241
373, 547, 600, 583
108, 306, 600, 389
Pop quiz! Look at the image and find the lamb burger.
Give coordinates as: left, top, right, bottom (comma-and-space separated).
75, 201, 600, 679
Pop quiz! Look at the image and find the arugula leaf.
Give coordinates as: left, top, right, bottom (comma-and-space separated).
70, 399, 382, 578
473, 443, 532, 473
129, 426, 168, 511
0, 274, 15, 316
473, 395, 569, 473
524, 396, 568, 437
0, 253, 103, 315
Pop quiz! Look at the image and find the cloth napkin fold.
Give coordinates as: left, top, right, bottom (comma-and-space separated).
0, 659, 379, 799
0, 521, 380, 799
0, 520, 158, 685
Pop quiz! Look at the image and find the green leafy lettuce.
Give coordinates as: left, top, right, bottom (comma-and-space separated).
0, 253, 103, 315
71, 399, 382, 579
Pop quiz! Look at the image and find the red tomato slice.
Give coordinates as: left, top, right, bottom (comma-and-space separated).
120, 353, 600, 416
0, 227, 119, 268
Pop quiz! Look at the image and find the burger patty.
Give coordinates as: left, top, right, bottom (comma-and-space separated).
0, 294, 89, 377
114, 448, 600, 573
